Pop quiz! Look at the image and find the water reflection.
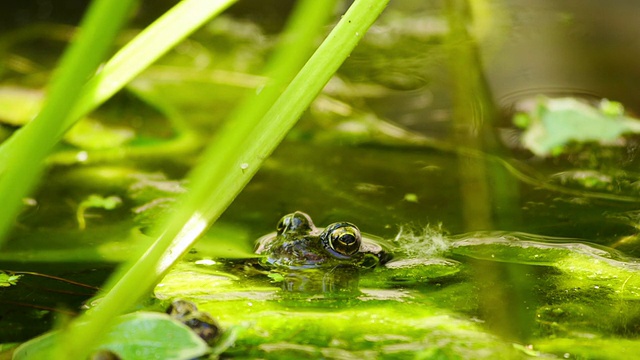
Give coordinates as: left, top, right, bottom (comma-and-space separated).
279, 265, 361, 296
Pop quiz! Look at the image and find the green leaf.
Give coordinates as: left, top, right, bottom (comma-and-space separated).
100, 312, 210, 359
13, 312, 209, 360
517, 97, 640, 156
599, 98, 625, 116
0, 271, 22, 287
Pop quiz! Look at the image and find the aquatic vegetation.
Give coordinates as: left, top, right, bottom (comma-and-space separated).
515, 96, 640, 156
12, 311, 231, 360
151, 225, 640, 358
1, 0, 391, 358
2, 0, 640, 359
0, 271, 22, 287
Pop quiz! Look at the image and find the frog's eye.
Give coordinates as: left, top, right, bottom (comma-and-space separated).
323, 222, 361, 257
276, 217, 288, 233
276, 211, 314, 234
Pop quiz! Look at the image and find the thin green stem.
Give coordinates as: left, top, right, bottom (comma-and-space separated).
0, 0, 236, 250
0, 0, 136, 247
71, 0, 237, 127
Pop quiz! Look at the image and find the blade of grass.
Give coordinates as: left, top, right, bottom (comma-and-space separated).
0, 0, 136, 247
55, 0, 388, 358
71, 0, 237, 129
134, 0, 389, 294
213, 0, 340, 147
0, 0, 236, 248
0, 0, 236, 151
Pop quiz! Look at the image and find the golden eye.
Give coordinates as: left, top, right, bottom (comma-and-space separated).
323, 222, 361, 257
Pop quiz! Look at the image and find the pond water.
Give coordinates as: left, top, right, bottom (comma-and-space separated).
2, 0, 640, 359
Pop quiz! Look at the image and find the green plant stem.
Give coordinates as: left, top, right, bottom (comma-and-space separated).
147, 0, 388, 282
0, 0, 136, 248
153, 0, 388, 279
0, 0, 236, 250
71, 0, 236, 128
54, 0, 388, 358
215, 0, 340, 148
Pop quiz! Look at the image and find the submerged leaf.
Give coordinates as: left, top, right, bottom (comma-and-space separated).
65, 118, 135, 150
0, 87, 42, 125
76, 194, 123, 230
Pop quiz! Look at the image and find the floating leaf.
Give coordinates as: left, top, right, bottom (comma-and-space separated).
516, 97, 640, 156
0, 271, 22, 287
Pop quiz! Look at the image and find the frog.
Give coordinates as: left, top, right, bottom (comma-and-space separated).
254, 211, 392, 270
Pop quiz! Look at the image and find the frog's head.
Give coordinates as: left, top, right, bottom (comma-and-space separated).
255, 211, 389, 270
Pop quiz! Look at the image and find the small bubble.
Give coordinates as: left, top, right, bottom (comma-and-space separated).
240, 163, 249, 170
